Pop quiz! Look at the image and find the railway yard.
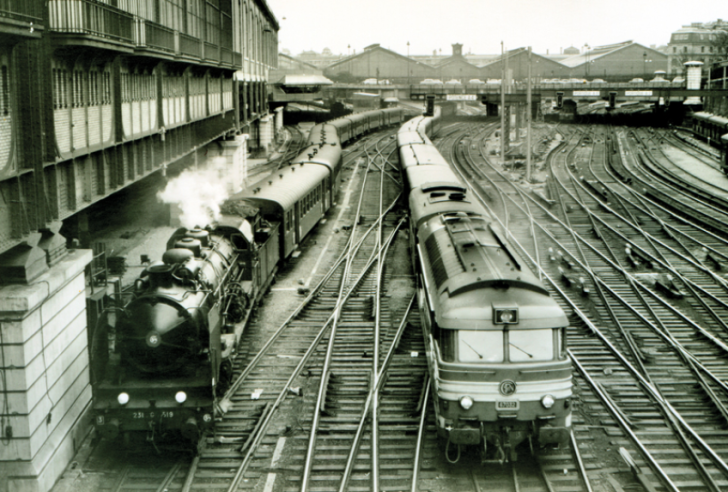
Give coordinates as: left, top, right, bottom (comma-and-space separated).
39, 107, 728, 492
8, 3, 728, 492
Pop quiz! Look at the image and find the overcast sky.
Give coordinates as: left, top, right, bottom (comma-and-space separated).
266, 0, 726, 56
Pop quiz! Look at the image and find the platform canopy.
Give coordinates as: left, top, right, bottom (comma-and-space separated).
275, 74, 333, 87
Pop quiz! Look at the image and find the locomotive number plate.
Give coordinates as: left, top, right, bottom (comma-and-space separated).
131, 411, 176, 419
496, 400, 519, 411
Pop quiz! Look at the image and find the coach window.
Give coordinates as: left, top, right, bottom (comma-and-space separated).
507, 329, 553, 362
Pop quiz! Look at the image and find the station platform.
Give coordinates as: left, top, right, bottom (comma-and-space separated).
659, 143, 728, 201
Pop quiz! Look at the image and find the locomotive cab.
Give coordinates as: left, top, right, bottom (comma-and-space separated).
419, 280, 572, 461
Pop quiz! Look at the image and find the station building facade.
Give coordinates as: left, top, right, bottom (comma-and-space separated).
0, 2, 279, 492
667, 21, 728, 76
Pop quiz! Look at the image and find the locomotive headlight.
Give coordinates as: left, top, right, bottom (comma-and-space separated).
117, 392, 130, 405
459, 396, 474, 410
146, 332, 161, 348
175, 391, 187, 404
541, 395, 555, 409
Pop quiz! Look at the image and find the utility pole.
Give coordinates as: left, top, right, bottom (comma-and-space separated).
527, 46, 532, 183
500, 42, 505, 164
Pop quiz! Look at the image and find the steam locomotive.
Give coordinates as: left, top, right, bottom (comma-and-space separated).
399, 109, 572, 462
90, 108, 404, 445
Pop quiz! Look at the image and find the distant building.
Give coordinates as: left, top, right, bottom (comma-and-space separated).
481, 47, 570, 80
293, 41, 671, 84
667, 20, 728, 75
560, 41, 668, 81
271, 53, 323, 80
324, 44, 433, 84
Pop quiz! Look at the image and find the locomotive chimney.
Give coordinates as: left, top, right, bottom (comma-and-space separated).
146, 263, 174, 289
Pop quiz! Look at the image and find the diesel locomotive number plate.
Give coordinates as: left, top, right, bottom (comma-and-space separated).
496, 400, 519, 411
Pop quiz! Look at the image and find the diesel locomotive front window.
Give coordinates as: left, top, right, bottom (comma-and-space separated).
458, 330, 504, 363
558, 328, 567, 359
439, 329, 456, 362
508, 329, 554, 362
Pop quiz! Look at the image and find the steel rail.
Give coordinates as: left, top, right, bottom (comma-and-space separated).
335, 290, 414, 492
299, 218, 402, 491
410, 376, 430, 492
569, 352, 680, 492
371, 137, 387, 492
453, 125, 728, 486
225, 224, 399, 492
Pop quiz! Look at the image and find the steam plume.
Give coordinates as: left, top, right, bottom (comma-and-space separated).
158, 167, 231, 229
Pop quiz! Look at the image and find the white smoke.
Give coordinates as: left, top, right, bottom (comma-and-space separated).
157, 165, 231, 229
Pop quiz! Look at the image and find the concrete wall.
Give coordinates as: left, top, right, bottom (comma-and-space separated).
0, 249, 93, 492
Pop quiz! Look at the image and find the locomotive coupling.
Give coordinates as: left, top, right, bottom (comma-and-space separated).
181, 417, 200, 441
97, 418, 120, 440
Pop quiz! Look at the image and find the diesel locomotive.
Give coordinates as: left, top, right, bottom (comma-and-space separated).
398, 110, 573, 462
90, 107, 404, 446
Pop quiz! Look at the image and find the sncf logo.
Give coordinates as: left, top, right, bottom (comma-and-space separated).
499, 380, 517, 396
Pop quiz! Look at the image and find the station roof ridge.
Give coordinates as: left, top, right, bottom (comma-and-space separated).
325, 45, 436, 70
559, 41, 661, 68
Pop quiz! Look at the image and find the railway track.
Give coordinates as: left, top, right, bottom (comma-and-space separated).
53, 125, 427, 492
438, 120, 728, 492
248, 125, 307, 181
606, 128, 728, 236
